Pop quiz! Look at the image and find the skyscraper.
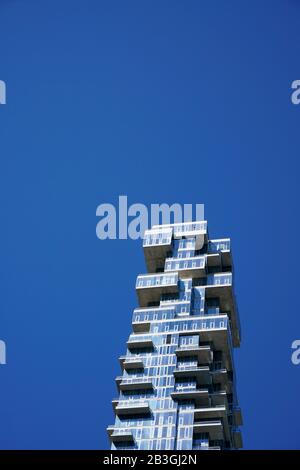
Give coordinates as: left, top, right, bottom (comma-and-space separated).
107, 221, 242, 450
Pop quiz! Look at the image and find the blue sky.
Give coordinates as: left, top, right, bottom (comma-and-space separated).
1, 0, 300, 449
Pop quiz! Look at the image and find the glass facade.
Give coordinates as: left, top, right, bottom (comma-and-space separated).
107, 221, 242, 450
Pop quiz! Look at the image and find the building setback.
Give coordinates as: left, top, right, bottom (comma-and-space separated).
107, 220, 242, 450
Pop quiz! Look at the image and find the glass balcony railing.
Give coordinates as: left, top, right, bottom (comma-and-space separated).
110, 429, 134, 437
206, 273, 232, 286
176, 363, 198, 371
175, 384, 197, 392
127, 334, 153, 344
122, 356, 143, 363
193, 273, 232, 288
143, 228, 172, 247
119, 376, 152, 384
192, 444, 210, 450
115, 399, 150, 409
173, 221, 207, 236
132, 306, 175, 323
176, 365, 206, 371
136, 273, 178, 289
208, 239, 230, 253
165, 256, 205, 273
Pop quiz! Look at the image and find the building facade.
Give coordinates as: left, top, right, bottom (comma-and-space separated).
107, 221, 242, 450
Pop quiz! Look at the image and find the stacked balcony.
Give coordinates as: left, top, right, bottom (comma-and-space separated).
116, 376, 153, 392
112, 399, 151, 417
108, 220, 242, 450
136, 273, 179, 307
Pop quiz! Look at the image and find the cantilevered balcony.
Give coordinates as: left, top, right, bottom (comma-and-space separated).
132, 320, 151, 333
194, 405, 227, 420
171, 387, 210, 406
232, 429, 243, 449
117, 376, 153, 392
204, 273, 241, 347
136, 273, 178, 307
164, 255, 206, 279
211, 367, 232, 393
196, 315, 233, 371
132, 306, 175, 324
120, 357, 144, 371
233, 407, 243, 426
143, 228, 173, 273
143, 222, 208, 273
107, 427, 135, 444
175, 345, 213, 365
112, 399, 151, 416
193, 420, 223, 440
210, 390, 228, 407
173, 365, 211, 385
194, 405, 231, 442
171, 221, 207, 250
127, 334, 154, 351
208, 239, 232, 269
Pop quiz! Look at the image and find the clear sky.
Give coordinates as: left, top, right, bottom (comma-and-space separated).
1, 0, 300, 449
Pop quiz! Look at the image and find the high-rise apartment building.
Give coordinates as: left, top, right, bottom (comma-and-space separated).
107, 221, 242, 450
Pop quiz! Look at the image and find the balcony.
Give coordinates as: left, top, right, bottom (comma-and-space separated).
117, 376, 153, 392
173, 365, 211, 385
211, 368, 232, 392
136, 273, 178, 307
194, 405, 231, 442
132, 320, 151, 333
233, 407, 243, 426
194, 405, 227, 420
232, 429, 243, 449
121, 357, 144, 371
175, 345, 213, 365
193, 420, 223, 440
211, 368, 233, 393
204, 273, 241, 347
143, 228, 173, 273
172, 221, 207, 250
127, 335, 154, 351
171, 387, 210, 406
107, 427, 135, 444
208, 239, 232, 269
164, 256, 206, 279
196, 315, 233, 371
112, 399, 151, 416
210, 390, 228, 407
132, 306, 175, 324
